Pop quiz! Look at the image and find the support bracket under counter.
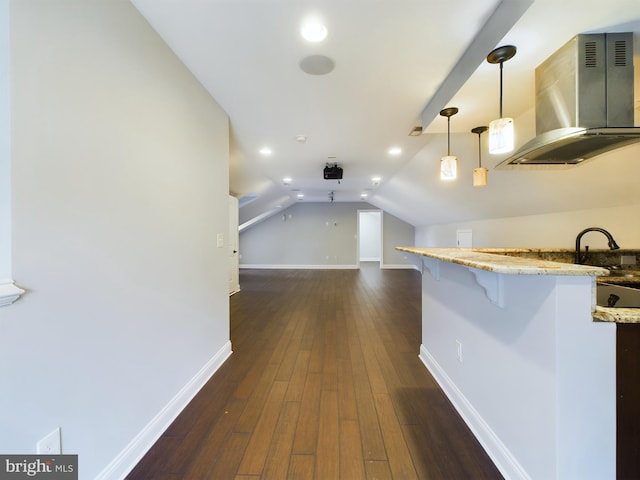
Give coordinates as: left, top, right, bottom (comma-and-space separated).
422, 256, 504, 307
421, 257, 440, 280
400, 246, 609, 313
469, 268, 504, 308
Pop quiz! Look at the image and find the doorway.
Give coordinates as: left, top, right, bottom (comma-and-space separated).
358, 210, 382, 267
229, 195, 240, 295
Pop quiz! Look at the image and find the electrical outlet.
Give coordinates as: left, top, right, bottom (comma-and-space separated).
37, 427, 61, 454
456, 340, 463, 362
216, 233, 224, 248
621, 255, 636, 266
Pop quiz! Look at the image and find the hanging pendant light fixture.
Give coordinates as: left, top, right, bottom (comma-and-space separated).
439, 107, 458, 181
471, 126, 488, 187
487, 45, 516, 154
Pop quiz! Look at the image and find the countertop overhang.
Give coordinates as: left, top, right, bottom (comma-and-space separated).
397, 247, 638, 324
396, 247, 608, 276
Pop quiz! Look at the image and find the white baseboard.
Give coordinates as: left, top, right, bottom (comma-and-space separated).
95, 341, 233, 480
381, 264, 416, 270
239, 264, 417, 271
240, 264, 359, 270
418, 345, 530, 480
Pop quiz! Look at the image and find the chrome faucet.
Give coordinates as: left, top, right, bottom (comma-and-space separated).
574, 227, 620, 264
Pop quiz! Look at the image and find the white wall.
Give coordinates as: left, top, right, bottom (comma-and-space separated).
419, 261, 616, 480
382, 211, 417, 267
239, 202, 415, 268
0, 0, 9, 280
416, 203, 640, 250
1, 1, 230, 479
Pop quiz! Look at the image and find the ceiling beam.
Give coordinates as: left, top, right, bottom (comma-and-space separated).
420, 0, 533, 129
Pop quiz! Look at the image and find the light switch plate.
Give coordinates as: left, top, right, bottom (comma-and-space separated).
217, 233, 224, 248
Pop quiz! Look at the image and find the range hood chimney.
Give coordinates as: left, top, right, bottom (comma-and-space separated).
497, 32, 640, 167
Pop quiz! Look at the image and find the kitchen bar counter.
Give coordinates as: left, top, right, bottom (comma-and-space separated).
397, 247, 639, 324
397, 245, 617, 479
395, 246, 607, 275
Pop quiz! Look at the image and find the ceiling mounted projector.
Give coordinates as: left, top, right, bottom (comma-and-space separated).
323, 163, 343, 180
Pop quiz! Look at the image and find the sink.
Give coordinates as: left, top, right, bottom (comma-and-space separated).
597, 283, 640, 308
605, 270, 640, 278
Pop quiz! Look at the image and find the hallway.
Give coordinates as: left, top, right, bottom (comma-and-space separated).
128, 266, 502, 479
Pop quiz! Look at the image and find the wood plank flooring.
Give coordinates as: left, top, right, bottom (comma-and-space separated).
127, 265, 503, 479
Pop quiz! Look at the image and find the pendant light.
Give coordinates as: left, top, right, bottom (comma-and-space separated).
439, 107, 458, 181
487, 45, 516, 154
471, 126, 488, 187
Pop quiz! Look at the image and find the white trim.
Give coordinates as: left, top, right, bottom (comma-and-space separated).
380, 264, 416, 270
239, 263, 415, 271
95, 341, 233, 480
0, 1, 22, 306
240, 264, 359, 270
0, 279, 25, 307
0, 0, 12, 284
419, 344, 530, 480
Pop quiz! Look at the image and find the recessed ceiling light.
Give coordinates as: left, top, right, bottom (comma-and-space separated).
297, 193, 304, 199
360, 193, 369, 199
259, 147, 273, 156
283, 177, 292, 185
295, 135, 307, 143
372, 176, 381, 185
388, 147, 402, 156
301, 20, 327, 42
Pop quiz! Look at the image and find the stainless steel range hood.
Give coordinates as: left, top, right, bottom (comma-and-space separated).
497, 32, 640, 168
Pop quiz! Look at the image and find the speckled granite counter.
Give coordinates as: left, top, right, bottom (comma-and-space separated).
396, 247, 608, 276
396, 247, 639, 324
474, 247, 640, 267
592, 306, 639, 323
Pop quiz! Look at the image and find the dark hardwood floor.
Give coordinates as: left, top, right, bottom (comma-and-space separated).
127, 264, 503, 479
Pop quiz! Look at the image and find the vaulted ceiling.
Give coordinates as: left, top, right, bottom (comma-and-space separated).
132, 0, 640, 229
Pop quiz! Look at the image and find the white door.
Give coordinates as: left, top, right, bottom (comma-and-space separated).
229, 195, 240, 295
456, 229, 473, 247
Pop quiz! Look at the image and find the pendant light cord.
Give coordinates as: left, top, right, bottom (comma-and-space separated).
447, 116, 451, 156
499, 60, 504, 119
471, 126, 487, 167
487, 45, 516, 122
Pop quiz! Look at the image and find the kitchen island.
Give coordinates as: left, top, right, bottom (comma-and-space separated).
397, 247, 618, 480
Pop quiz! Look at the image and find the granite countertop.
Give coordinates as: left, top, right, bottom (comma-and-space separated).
396, 247, 608, 276
593, 306, 639, 324
397, 247, 639, 324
